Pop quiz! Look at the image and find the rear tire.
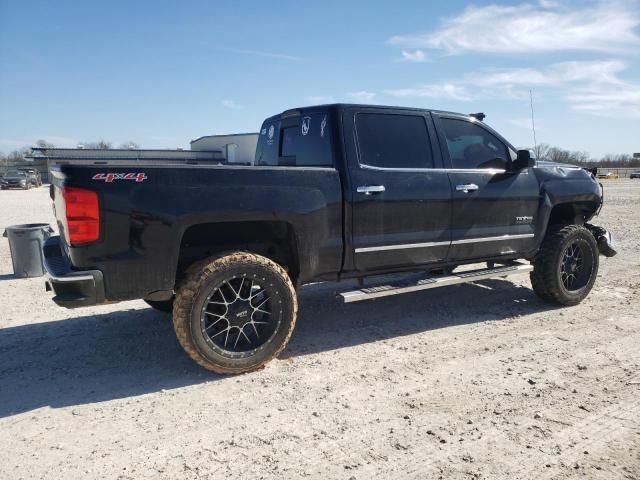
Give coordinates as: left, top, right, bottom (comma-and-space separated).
530, 225, 599, 306
173, 252, 297, 374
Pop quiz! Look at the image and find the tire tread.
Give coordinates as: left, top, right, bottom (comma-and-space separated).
530, 224, 598, 306
172, 252, 297, 374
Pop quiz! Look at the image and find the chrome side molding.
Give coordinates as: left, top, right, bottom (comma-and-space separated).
355, 233, 534, 253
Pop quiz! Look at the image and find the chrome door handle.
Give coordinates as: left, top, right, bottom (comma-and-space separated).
357, 185, 386, 195
456, 183, 479, 193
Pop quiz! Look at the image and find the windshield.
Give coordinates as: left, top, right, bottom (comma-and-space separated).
4, 170, 26, 177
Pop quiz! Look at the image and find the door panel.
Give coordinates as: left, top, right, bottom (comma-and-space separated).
351, 167, 452, 270
344, 108, 452, 272
433, 114, 540, 261
447, 170, 539, 260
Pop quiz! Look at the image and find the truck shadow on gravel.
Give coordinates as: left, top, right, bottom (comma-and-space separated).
0, 279, 558, 417
286, 278, 559, 358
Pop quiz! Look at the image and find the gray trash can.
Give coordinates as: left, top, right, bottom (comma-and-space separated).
3, 223, 54, 278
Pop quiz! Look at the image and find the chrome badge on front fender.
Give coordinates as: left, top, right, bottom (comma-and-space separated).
515, 216, 534, 225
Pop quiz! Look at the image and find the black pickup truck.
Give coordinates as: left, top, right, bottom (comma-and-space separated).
42, 104, 616, 373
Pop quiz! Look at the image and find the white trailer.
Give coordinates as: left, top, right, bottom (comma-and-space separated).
190, 133, 259, 165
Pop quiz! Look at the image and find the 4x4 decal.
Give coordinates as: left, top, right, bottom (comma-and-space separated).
92, 172, 147, 183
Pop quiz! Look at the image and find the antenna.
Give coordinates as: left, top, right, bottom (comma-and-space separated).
529, 89, 538, 157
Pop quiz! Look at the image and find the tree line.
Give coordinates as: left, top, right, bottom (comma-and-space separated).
1, 139, 638, 168
532, 143, 639, 168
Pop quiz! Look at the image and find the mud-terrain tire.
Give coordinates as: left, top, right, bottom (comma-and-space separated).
145, 298, 174, 313
530, 225, 599, 306
173, 252, 297, 374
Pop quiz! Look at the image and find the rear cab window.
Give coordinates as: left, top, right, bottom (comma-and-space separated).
255, 115, 280, 166
255, 111, 333, 167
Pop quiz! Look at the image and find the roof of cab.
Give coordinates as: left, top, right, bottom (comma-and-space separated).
276, 103, 476, 121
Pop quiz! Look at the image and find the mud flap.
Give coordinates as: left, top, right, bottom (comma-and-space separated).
586, 224, 617, 257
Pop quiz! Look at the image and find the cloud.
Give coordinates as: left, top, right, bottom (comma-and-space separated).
387, 1, 640, 55
383, 59, 640, 118
385, 83, 472, 101
567, 82, 640, 117
473, 60, 627, 88
400, 49, 427, 63
221, 99, 240, 109
348, 91, 376, 102
471, 60, 640, 117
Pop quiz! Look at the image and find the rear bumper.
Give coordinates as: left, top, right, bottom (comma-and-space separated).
43, 236, 105, 308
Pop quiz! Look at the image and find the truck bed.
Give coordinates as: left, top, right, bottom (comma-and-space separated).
30, 147, 229, 165
47, 161, 343, 304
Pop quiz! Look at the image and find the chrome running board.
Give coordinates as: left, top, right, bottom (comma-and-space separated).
339, 262, 533, 303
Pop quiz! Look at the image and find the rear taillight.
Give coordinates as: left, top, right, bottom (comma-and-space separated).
63, 186, 100, 245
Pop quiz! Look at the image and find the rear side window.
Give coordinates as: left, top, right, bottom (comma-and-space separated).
279, 112, 332, 167
440, 118, 509, 169
356, 113, 433, 169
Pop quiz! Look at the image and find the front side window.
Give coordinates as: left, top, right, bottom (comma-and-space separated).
440, 118, 509, 169
356, 113, 434, 169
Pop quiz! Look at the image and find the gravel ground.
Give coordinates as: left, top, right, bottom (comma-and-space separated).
0, 182, 638, 480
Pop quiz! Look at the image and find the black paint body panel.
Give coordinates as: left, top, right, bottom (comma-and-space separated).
52, 165, 343, 301
48, 104, 603, 304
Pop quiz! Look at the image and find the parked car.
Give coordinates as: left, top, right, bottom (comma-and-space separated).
597, 172, 618, 179
1, 170, 32, 189
18, 168, 42, 186
630, 171, 640, 179
42, 104, 617, 374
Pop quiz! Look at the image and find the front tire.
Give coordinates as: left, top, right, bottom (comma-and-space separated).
173, 252, 297, 374
530, 225, 599, 305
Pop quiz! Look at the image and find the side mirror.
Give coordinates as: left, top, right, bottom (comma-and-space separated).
513, 149, 535, 170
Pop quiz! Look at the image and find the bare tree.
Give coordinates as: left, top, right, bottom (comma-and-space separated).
35, 139, 55, 148
547, 147, 570, 164
119, 141, 140, 149
571, 151, 591, 164
532, 143, 551, 161
82, 141, 112, 149
3, 148, 31, 168
537, 146, 593, 166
